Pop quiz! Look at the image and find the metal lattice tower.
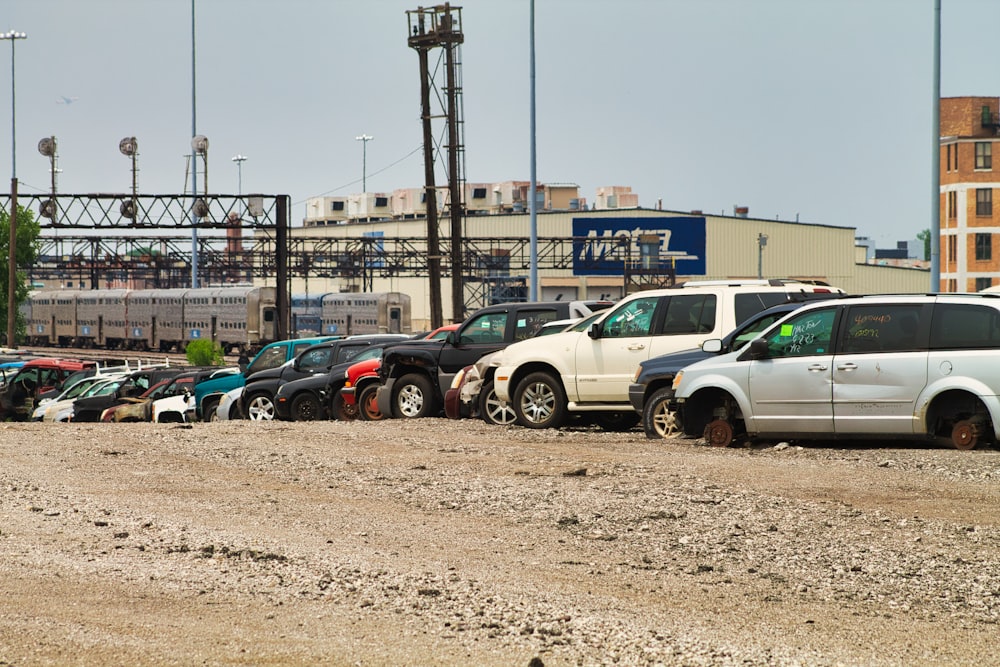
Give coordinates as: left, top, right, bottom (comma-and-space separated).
407, 4, 466, 327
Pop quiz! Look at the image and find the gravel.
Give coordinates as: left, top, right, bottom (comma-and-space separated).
0, 419, 998, 666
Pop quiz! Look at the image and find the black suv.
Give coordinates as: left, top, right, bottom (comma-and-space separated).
238, 334, 411, 421
375, 300, 612, 419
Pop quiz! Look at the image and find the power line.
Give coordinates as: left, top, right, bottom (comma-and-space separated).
295, 143, 423, 206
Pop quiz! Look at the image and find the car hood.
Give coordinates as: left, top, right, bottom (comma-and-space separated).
639, 347, 710, 375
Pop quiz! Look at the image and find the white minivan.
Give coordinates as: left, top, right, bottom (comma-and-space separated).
672, 293, 1000, 450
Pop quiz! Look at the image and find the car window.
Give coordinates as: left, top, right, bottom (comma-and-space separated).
660, 294, 716, 335
930, 302, 1000, 349
335, 344, 369, 364
248, 345, 287, 375
734, 292, 792, 326
299, 347, 332, 370
763, 307, 837, 357
351, 346, 385, 363
731, 312, 790, 350
567, 311, 604, 333
842, 304, 924, 353
513, 309, 561, 341
459, 312, 507, 344
599, 296, 659, 338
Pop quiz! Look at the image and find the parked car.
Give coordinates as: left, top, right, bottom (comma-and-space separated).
673, 293, 1000, 450
240, 334, 410, 421
376, 300, 613, 420
192, 336, 342, 422
101, 378, 179, 422
0, 358, 97, 421
273, 343, 395, 421
152, 367, 240, 423
630, 294, 846, 439
71, 367, 188, 423
493, 280, 844, 430
30, 372, 127, 421
444, 311, 609, 425
41, 375, 130, 422
338, 357, 386, 422
214, 387, 244, 421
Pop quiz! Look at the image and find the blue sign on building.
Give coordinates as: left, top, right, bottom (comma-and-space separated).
571, 216, 706, 276
190, 329, 201, 339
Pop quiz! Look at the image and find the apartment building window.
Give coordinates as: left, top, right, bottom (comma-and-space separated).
331, 201, 345, 211
976, 277, 993, 291
975, 142, 992, 170
947, 144, 953, 171
472, 187, 487, 199
976, 233, 992, 261
947, 191, 957, 219
977, 188, 993, 216
947, 235, 957, 264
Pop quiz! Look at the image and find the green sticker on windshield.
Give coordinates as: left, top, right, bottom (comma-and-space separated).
780, 324, 793, 337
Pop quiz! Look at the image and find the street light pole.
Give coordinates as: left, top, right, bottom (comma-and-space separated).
231, 154, 247, 195
355, 134, 373, 192
2, 30, 26, 348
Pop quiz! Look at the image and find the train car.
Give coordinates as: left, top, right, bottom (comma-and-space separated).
25, 289, 79, 347
319, 291, 412, 336
181, 286, 274, 354
125, 288, 188, 352
75, 289, 129, 348
290, 292, 334, 338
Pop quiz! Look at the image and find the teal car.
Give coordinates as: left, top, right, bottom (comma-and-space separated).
194, 336, 340, 421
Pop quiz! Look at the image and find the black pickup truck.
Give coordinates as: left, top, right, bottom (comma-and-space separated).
375, 300, 612, 419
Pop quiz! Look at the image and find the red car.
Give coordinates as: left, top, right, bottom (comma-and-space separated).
339, 357, 385, 421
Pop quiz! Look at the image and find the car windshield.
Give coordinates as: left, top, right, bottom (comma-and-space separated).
567, 311, 605, 333
730, 312, 793, 351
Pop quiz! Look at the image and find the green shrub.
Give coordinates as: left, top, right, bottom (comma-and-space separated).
185, 339, 225, 366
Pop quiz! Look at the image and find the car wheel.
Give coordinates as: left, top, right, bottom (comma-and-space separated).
290, 393, 321, 421
331, 393, 357, 421
479, 380, 516, 426
593, 411, 640, 432
245, 392, 275, 421
202, 397, 220, 423
513, 371, 567, 429
392, 373, 438, 419
358, 384, 384, 421
642, 387, 681, 439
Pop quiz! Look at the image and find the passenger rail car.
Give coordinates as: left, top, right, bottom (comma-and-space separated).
319, 292, 412, 336
26, 286, 278, 353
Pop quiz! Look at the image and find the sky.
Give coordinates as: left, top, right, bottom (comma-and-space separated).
0, 0, 998, 247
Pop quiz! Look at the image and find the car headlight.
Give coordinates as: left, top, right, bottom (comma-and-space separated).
450, 367, 467, 390
671, 371, 684, 391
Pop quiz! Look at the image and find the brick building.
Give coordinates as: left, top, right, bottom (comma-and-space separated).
940, 96, 1000, 291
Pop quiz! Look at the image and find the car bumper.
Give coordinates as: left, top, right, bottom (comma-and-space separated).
628, 383, 646, 413
492, 367, 514, 402
340, 386, 357, 406
375, 379, 395, 418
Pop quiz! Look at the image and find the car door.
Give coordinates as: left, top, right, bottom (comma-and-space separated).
747, 305, 839, 433
832, 302, 929, 434
573, 295, 662, 402
442, 310, 513, 375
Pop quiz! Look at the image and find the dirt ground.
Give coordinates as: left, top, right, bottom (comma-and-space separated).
0, 419, 998, 666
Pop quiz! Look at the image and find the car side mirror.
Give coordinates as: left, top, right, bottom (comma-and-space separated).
744, 338, 769, 360
701, 339, 723, 354
588, 322, 601, 339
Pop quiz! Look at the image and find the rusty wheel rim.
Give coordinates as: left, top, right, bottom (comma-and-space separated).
703, 418, 734, 447
951, 420, 978, 451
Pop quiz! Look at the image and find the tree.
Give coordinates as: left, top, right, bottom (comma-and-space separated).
916, 229, 931, 261
0, 204, 41, 346
185, 338, 225, 366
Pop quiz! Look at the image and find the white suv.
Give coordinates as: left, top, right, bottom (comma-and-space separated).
492, 280, 844, 430
672, 293, 1000, 450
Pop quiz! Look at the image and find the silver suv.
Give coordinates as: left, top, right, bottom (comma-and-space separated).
672, 293, 1000, 450
493, 280, 844, 430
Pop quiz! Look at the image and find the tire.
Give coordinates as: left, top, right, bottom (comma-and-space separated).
513, 371, 567, 429
331, 393, 358, 421
392, 373, 438, 419
244, 392, 275, 421
642, 387, 681, 439
593, 411, 640, 432
202, 397, 220, 423
478, 380, 516, 426
358, 384, 385, 421
291, 393, 322, 421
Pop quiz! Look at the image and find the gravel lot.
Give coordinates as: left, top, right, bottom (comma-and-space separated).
0, 418, 998, 666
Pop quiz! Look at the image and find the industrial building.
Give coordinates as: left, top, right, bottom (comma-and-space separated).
290, 186, 929, 328
940, 96, 1000, 291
